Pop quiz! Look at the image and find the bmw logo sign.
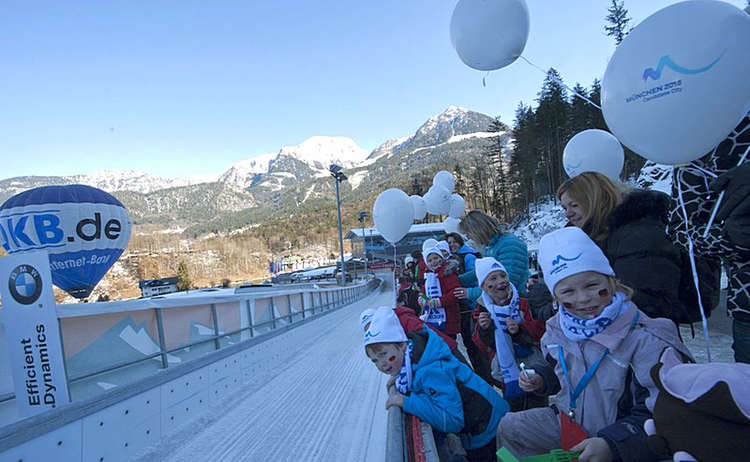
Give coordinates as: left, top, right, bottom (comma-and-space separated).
8, 265, 43, 305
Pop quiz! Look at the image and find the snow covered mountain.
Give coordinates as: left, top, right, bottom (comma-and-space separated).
218, 153, 277, 190
0, 106, 504, 233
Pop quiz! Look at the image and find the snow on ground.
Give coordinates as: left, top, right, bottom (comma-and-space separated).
349, 171, 368, 190
135, 280, 393, 462
510, 198, 568, 250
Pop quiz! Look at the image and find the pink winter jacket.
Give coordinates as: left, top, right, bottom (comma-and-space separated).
538, 302, 693, 438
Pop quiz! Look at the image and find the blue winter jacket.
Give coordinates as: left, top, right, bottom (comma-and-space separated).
455, 244, 480, 276
459, 233, 530, 300
402, 327, 509, 449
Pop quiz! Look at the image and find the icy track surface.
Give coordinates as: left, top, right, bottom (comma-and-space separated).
135, 282, 393, 462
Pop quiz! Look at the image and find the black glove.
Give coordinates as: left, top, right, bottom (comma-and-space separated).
709, 161, 750, 248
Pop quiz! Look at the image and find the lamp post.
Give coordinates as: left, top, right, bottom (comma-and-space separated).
358, 211, 368, 275
330, 164, 348, 285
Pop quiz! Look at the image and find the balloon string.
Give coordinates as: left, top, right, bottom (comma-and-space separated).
483, 71, 489, 87
519, 55, 602, 110
676, 167, 712, 362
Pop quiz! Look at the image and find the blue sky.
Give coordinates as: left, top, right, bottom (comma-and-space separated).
1, 0, 745, 179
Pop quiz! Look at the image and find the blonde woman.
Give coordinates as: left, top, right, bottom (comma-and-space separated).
456, 210, 530, 301
557, 171, 720, 323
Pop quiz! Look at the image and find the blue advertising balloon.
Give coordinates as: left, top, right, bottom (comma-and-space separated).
0, 185, 132, 299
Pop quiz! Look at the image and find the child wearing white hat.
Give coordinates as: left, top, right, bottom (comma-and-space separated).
418, 246, 462, 339
362, 306, 510, 461
472, 257, 546, 411
496, 227, 692, 462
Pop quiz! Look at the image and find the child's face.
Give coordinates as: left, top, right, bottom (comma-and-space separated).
447, 236, 461, 254
554, 271, 613, 319
481, 270, 510, 303
426, 253, 444, 271
366, 343, 406, 375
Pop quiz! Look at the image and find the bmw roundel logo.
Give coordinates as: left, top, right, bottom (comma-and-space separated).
8, 265, 43, 305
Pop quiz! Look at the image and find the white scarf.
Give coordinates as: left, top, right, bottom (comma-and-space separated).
559, 292, 626, 341
481, 283, 522, 384
424, 272, 442, 300
395, 340, 414, 395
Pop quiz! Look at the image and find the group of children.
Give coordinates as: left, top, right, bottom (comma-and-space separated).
362, 227, 704, 462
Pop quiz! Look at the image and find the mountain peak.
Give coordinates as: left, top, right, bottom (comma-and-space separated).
278, 136, 369, 170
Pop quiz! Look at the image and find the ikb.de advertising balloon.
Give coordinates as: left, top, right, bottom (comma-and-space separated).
601, 1, 750, 165
0, 184, 132, 299
450, 0, 530, 71
373, 189, 414, 244
448, 194, 466, 218
563, 129, 624, 181
432, 170, 456, 193
425, 185, 452, 215
443, 217, 461, 234
410, 195, 427, 221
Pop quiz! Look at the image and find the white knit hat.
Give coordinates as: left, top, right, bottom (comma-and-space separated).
422, 238, 439, 254
437, 240, 451, 254
424, 246, 444, 262
404, 255, 414, 266
538, 227, 615, 294
364, 306, 407, 348
475, 257, 508, 288
360, 308, 376, 332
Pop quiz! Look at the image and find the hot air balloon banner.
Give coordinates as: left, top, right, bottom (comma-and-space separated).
0, 185, 132, 299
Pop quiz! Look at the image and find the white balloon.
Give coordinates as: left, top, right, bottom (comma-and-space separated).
422, 238, 439, 254
563, 129, 624, 181
601, 1, 750, 165
410, 195, 427, 221
443, 217, 461, 234
448, 194, 466, 218
432, 170, 456, 192
450, 0, 530, 71
425, 185, 451, 215
373, 189, 414, 244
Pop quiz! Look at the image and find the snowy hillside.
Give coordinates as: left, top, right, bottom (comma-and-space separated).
70, 170, 217, 194
510, 199, 568, 250
276, 136, 369, 172
219, 153, 276, 189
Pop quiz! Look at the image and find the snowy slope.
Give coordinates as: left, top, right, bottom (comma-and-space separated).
73, 170, 217, 194
218, 153, 276, 189
277, 136, 370, 172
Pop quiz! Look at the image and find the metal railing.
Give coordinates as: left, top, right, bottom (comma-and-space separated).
0, 278, 380, 412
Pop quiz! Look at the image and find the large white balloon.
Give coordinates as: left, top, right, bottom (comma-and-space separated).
563, 129, 625, 180
443, 217, 461, 234
602, 1, 750, 165
448, 194, 466, 218
432, 170, 456, 192
373, 189, 414, 243
450, 0, 530, 71
425, 185, 451, 215
410, 195, 427, 221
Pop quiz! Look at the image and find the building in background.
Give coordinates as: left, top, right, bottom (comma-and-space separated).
139, 277, 179, 297
345, 223, 448, 263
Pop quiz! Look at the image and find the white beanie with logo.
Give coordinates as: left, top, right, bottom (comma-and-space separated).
437, 240, 451, 254
422, 238, 439, 254
360, 308, 376, 332
475, 257, 508, 288
364, 306, 407, 348
538, 227, 615, 294
424, 246, 444, 262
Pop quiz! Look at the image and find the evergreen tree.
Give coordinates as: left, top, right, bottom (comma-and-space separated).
604, 0, 631, 45
177, 261, 192, 291
486, 117, 510, 221
536, 69, 570, 197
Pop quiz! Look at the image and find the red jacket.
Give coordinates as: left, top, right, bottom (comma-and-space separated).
419, 261, 461, 336
394, 305, 458, 351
